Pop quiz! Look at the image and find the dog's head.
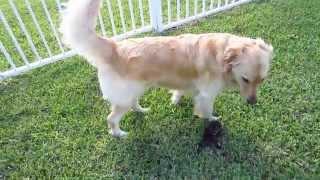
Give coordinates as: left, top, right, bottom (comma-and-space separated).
223, 39, 273, 105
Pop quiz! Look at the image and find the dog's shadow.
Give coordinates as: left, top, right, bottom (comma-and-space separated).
105, 114, 269, 177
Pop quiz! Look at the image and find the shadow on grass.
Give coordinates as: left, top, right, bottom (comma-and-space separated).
103, 112, 271, 178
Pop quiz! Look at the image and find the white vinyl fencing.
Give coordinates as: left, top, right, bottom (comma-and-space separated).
0, 0, 251, 80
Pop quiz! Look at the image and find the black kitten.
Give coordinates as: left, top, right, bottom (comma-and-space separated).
198, 120, 224, 150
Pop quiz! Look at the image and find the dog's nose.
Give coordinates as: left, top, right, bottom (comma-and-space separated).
247, 96, 257, 105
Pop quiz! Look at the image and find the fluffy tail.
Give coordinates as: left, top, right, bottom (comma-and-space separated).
60, 0, 115, 66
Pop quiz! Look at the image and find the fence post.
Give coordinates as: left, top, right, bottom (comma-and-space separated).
150, 0, 163, 32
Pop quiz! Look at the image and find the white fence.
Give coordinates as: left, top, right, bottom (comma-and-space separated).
0, 0, 251, 80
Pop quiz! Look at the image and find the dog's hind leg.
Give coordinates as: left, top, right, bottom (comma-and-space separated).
107, 105, 130, 138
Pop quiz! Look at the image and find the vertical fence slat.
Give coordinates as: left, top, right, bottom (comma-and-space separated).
98, 13, 107, 36
202, 0, 206, 13
0, 41, 16, 69
177, 0, 181, 20
149, 0, 163, 32
0, 10, 29, 65
186, 0, 189, 17
167, 0, 171, 23
210, 0, 214, 9
128, 0, 136, 29
25, 0, 52, 57
9, 0, 41, 60
55, 0, 62, 13
116, 0, 127, 33
194, 0, 198, 15
218, 0, 221, 7
105, 0, 117, 36
138, 0, 145, 26
40, 0, 64, 53
148, 0, 152, 23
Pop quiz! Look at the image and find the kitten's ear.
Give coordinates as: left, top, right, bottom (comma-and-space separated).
223, 45, 245, 72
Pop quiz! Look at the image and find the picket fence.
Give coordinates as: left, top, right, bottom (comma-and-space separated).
0, 0, 251, 80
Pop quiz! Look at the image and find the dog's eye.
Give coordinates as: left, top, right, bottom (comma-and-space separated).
242, 77, 249, 83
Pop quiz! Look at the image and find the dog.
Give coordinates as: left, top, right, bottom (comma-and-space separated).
60, 0, 273, 138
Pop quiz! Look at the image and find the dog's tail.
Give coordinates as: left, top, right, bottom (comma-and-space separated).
59, 0, 116, 66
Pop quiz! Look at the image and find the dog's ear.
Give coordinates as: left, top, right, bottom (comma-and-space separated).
255, 38, 274, 60
223, 45, 246, 72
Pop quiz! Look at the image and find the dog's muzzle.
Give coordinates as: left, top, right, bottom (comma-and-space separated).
246, 96, 257, 105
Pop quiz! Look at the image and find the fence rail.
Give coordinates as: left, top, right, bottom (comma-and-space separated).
0, 0, 251, 80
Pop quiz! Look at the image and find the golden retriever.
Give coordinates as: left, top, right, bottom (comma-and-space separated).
60, 0, 273, 137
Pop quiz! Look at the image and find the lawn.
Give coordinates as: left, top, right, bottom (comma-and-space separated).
1, 0, 320, 178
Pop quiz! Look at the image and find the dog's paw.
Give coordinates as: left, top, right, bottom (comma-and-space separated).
171, 96, 181, 105
208, 116, 221, 121
170, 90, 183, 105
109, 129, 128, 138
133, 107, 150, 113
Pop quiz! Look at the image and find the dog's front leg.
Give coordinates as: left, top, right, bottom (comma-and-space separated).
193, 83, 222, 121
193, 93, 219, 121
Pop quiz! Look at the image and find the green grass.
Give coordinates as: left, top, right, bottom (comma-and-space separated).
1, 0, 320, 178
